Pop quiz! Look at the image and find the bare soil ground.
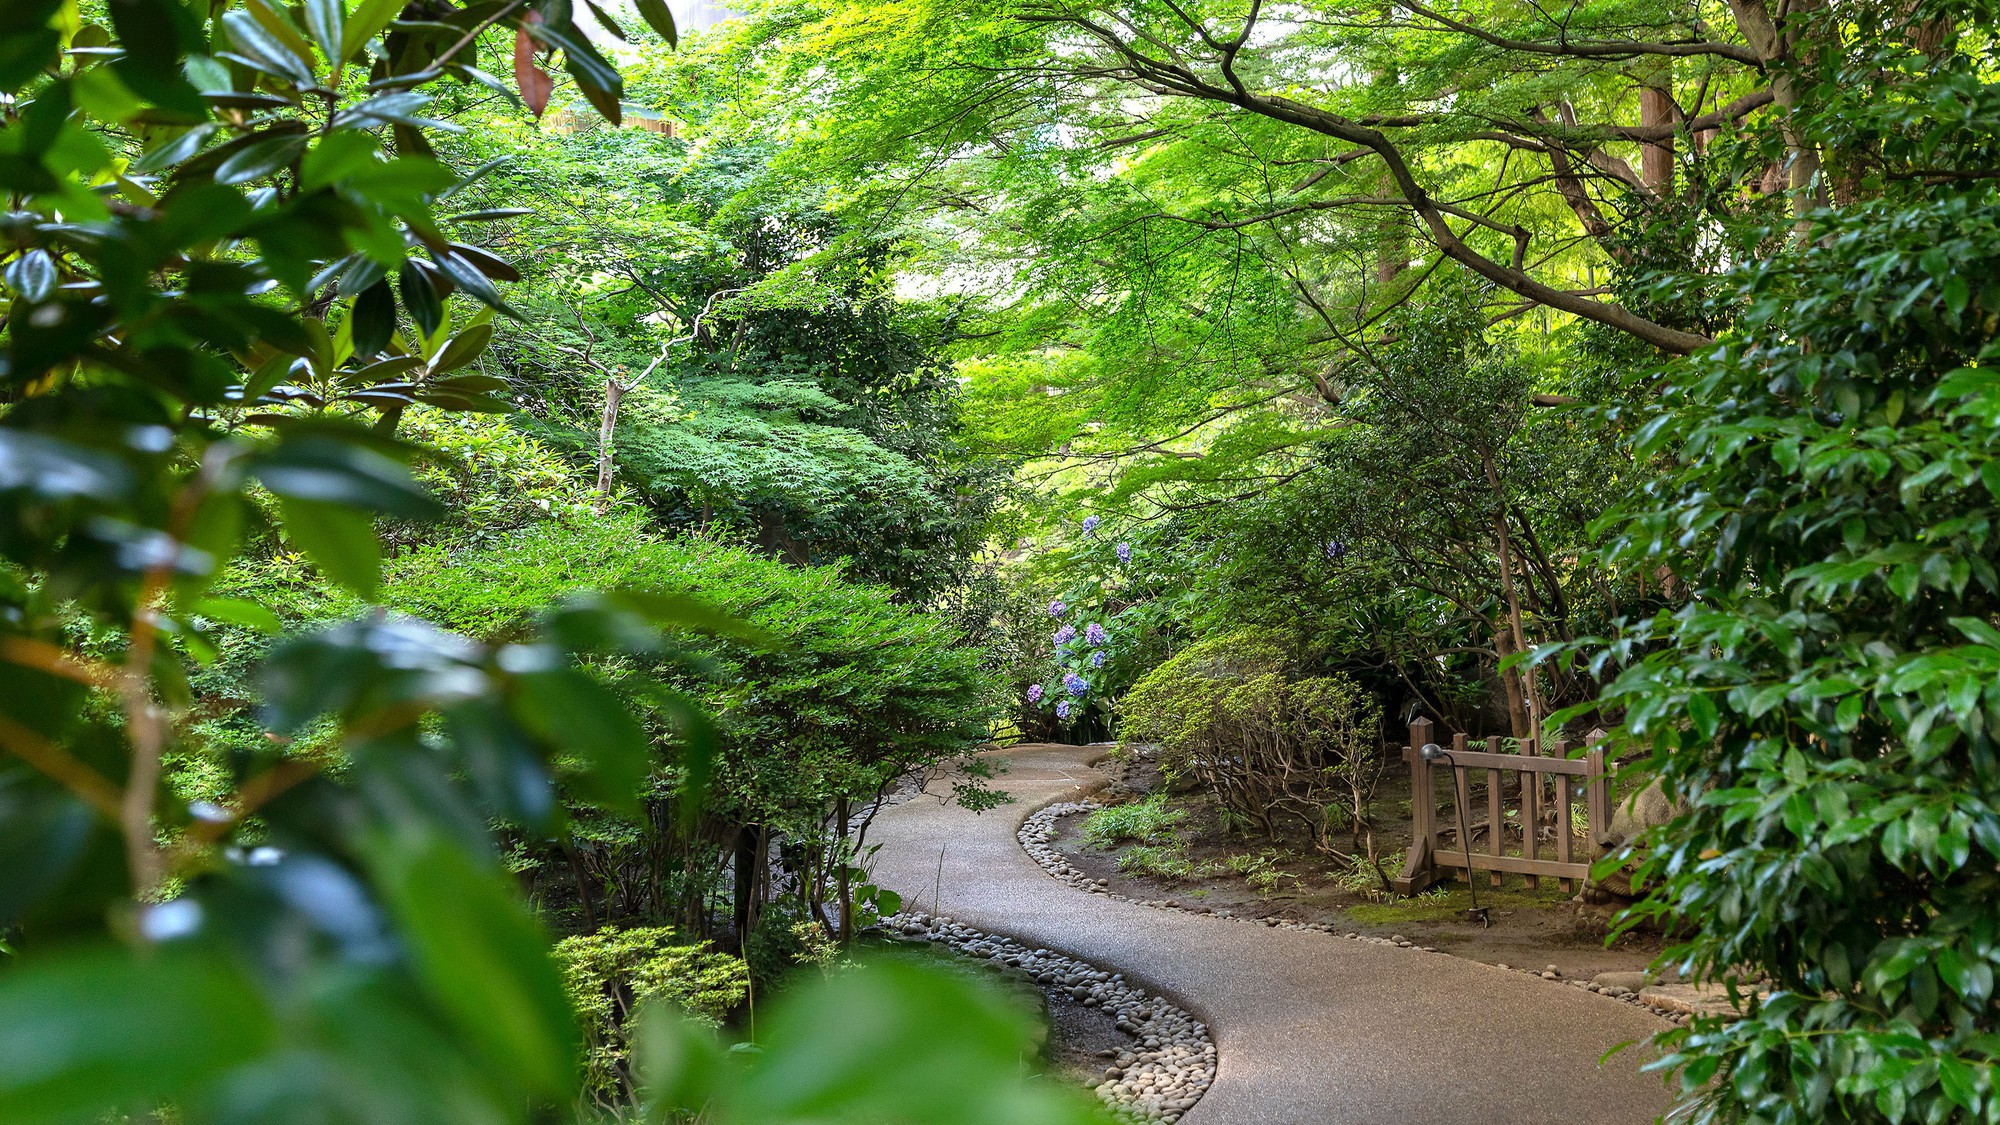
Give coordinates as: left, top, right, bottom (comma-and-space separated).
1074, 748, 1664, 980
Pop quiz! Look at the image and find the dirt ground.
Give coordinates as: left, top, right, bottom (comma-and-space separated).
1071, 747, 1665, 980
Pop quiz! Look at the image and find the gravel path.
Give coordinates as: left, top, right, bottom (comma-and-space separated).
868, 743, 1674, 1125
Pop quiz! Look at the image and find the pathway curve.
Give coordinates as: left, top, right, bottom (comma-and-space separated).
868, 743, 1673, 1125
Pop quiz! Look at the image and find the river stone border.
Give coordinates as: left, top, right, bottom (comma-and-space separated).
1018, 800, 1700, 1027
883, 909, 1217, 1121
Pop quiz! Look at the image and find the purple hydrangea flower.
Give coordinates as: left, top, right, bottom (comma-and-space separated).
1056, 700, 1072, 720
1026, 683, 1044, 704
1062, 671, 1088, 696
1091, 649, 1106, 668
1053, 624, 1077, 646
1048, 599, 1066, 618
1084, 622, 1107, 646
1116, 542, 1131, 563
1081, 514, 1101, 534
1324, 539, 1349, 561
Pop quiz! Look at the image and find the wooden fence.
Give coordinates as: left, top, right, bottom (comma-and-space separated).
1392, 717, 1613, 896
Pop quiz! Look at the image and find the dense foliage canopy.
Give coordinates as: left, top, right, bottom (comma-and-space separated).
5, 0, 2000, 1120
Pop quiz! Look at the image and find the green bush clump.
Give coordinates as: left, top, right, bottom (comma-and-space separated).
1081, 793, 1185, 848
385, 512, 1000, 937
1121, 630, 1383, 855
553, 926, 749, 1112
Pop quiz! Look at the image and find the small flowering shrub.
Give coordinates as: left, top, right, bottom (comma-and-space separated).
1122, 629, 1384, 856
1010, 514, 1164, 739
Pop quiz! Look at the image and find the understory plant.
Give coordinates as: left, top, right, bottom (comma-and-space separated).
554, 927, 749, 1114
1568, 31, 2000, 1117
1122, 630, 1384, 857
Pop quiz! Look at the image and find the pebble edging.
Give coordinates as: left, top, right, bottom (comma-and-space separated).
883, 909, 1217, 1122
1017, 801, 1700, 1027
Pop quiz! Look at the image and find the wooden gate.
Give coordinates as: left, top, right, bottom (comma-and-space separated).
1392, 716, 1613, 896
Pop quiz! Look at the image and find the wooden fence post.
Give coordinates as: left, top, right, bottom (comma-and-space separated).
1550, 738, 1573, 892
1393, 716, 1437, 895
1484, 735, 1503, 888
1585, 728, 1611, 849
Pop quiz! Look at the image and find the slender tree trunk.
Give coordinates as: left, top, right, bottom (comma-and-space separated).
1484, 451, 1542, 740
835, 795, 854, 944
595, 378, 627, 495
563, 842, 599, 931
731, 823, 760, 952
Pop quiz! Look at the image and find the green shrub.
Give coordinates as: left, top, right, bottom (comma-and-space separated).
1122, 630, 1383, 854
553, 926, 749, 1111
1081, 794, 1185, 848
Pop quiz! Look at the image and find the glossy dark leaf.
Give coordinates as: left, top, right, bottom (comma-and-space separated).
446, 207, 533, 223
303, 0, 344, 65
431, 252, 518, 318
214, 133, 308, 186
221, 9, 316, 88
581, 0, 628, 41
0, 28, 60, 93
3, 250, 58, 303
0, 431, 132, 500
399, 260, 443, 337
632, 0, 678, 46
445, 242, 520, 282
431, 323, 493, 373
352, 278, 397, 358
105, 0, 206, 115
340, 0, 405, 63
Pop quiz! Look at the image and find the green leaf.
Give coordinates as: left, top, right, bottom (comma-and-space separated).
399, 261, 443, 337
254, 434, 438, 517
301, 129, 382, 190
277, 495, 381, 598
106, 0, 207, 116
368, 829, 578, 1103
728, 958, 1102, 1125
1687, 692, 1719, 739
192, 596, 283, 633
430, 322, 492, 372
351, 278, 397, 358
221, 8, 316, 88
632, 0, 678, 45
510, 666, 651, 815
215, 132, 308, 185
341, 0, 405, 62
304, 0, 344, 64
0, 947, 276, 1123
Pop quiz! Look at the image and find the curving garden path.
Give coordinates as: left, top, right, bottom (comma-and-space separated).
868, 743, 1673, 1125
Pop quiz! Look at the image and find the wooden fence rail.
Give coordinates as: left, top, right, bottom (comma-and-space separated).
1392, 716, 1613, 896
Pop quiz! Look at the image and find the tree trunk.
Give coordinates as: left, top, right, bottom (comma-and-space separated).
1637, 60, 1676, 195
1484, 452, 1542, 739
731, 822, 761, 952
595, 377, 627, 495
835, 796, 854, 944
